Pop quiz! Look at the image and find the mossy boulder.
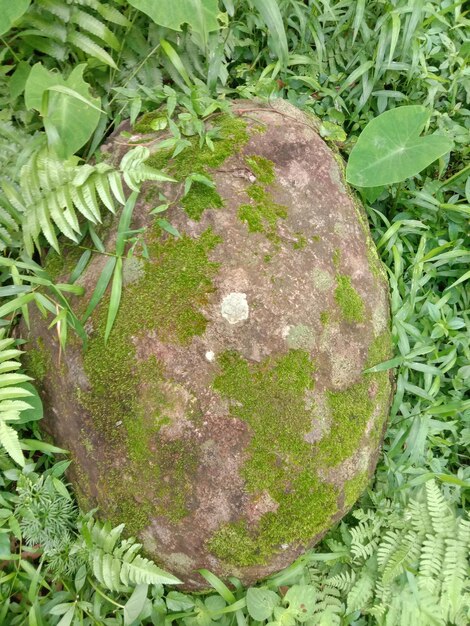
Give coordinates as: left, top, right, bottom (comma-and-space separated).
26, 99, 394, 588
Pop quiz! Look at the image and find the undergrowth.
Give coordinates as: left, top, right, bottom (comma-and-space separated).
0, 0, 468, 624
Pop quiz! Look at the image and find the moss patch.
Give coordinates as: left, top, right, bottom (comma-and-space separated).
344, 470, 370, 508
80, 227, 221, 531
244, 155, 275, 184
24, 337, 50, 383
238, 184, 287, 243
334, 274, 366, 323
316, 332, 393, 467
181, 182, 223, 221
209, 350, 338, 567
146, 114, 249, 221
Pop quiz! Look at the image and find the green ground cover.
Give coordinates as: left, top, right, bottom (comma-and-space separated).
0, 1, 468, 624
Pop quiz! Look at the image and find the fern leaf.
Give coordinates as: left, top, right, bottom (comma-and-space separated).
0, 420, 25, 466
419, 533, 444, 594
440, 536, 470, 622
381, 530, 421, 585
94, 2, 131, 27
120, 554, 181, 587
66, 31, 118, 68
37, 0, 72, 22
425, 480, 454, 537
346, 569, 374, 613
70, 7, 120, 50
94, 174, 115, 213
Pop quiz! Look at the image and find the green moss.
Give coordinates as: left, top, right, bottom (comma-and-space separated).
320, 311, 330, 326
145, 114, 249, 221
44, 245, 84, 282
209, 350, 338, 567
332, 248, 341, 269
24, 337, 49, 382
238, 184, 287, 242
316, 332, 393, 467
133, 110, 166, 134
181, 182, 223, 221
293, 234, 307, 250
334, 275, 366, 323
244, 155, 275, 184
80, 227, 221, 531
344, 470, 370, 508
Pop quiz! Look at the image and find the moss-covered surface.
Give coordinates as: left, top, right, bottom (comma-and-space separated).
209, 350, 338, 566
238, 154, 287, 243
24, 337, 50, 383
343, 470, 370, 508
320, 311, 330, 326
145, 114, 249, 221
44, 245, 86, 282
316, 332, 392, 467
334, 274, 366, 323
182, 183, 223, 221
79, 226, 221, 532
209, 331, 392, 567
238, 184, 287, 242
244, 155, 275, 184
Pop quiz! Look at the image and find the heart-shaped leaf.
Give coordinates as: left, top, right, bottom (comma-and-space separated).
346, 106, 453, 187
25, 63, 101, 159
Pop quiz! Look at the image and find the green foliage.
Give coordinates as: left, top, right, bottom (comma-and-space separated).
0, 0, 468, 624
128, 0, 219, 41
0, 330, 33, 466
346, 106, 454, 187
0, 0, 30, 36
24, 63, 102, 159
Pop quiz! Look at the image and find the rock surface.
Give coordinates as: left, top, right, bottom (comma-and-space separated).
26, 99, 394, 588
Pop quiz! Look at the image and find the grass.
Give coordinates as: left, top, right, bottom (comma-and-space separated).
0, 0, 468, 623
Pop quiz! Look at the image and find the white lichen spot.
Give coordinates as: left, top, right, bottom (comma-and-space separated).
221, 292, 249, 325
205, 350, 215, 362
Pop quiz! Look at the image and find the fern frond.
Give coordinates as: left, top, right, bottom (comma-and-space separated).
67, 31, 118, 68
327, 570, 356, 592
418, 533, 445, 594
81, 518, 181, 591
381, 530, 422, 585
440, 533, 470, 622
346, 568, 375, 614
425, 480, 455, 536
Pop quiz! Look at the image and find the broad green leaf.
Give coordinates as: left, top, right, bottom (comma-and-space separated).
283, 585, 317, 622
15, 383, 43, 424
246, 587, 280, 621
124, 584, 148, 626
128, 0, 219, 40
346, 106, 453, 187
25, 63, 101, 158
166, 591, 195, 612
0, 0, 30, 36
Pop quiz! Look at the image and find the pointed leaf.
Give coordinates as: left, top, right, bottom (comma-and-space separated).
346, 106, 453, 187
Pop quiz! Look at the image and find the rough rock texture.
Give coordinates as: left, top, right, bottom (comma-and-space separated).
25, 99, 394, 589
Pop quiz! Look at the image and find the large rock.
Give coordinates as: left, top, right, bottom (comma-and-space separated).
26, 100, 393, 588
